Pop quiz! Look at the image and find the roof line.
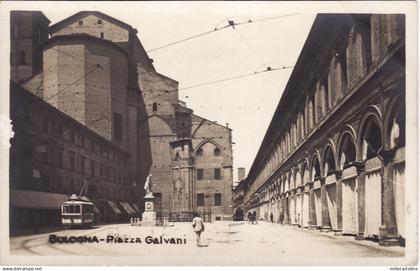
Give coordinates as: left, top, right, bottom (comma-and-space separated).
43, 34, 129, 57
50, 11, 133, 33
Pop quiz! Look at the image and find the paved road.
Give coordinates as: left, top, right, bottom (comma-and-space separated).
9, 221, 406, 265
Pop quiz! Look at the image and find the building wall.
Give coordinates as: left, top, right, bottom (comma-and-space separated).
52, 14, 129, 42
137, 64, 180, 214
192, 117, 233, 220
10, 11, 49, 82
42, 37, 129, 150
244, 14, 405, 245
11, 10, 234, 224
10, 84, 137, 230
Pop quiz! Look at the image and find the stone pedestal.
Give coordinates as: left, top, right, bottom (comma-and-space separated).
141, 194, 156, 226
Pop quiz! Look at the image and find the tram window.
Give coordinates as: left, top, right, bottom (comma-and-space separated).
63, 204, 82, 213
84, 205, 93, 213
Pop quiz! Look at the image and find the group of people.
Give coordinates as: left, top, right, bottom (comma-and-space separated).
247, 211, 286, 224
246, 211, 258, 224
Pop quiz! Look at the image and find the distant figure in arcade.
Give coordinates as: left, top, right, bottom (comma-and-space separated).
279, 212, 285, 225
270, 213, 274, 223
192, 212, 205, 247
247, 212, 252, 224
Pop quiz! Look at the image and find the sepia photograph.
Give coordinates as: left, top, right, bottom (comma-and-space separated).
0, 1, 417, 267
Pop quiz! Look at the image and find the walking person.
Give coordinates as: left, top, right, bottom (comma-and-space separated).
192, 212, 205, 247
279, 212, 284, 225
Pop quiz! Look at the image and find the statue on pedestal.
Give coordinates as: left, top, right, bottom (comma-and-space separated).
144, 174, 153, 197
142, 174, 156, 226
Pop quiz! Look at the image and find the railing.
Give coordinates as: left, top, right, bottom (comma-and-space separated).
167, 211, 212, 222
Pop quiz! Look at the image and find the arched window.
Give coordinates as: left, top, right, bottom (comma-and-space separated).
309, 98, 315, 129
329, 53, 347, 105
314, 83, 322, 123
322, 76, 329, 115
152, 102, 157, 112
347, 27, 368, 88
311, 156, 321, 180
196, 148, 203, 156
323, 146, 336, 176
214, 147, 221, 156
362, 119, 382, 160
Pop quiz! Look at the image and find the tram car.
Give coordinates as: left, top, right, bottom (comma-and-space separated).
61, 194, 95, 228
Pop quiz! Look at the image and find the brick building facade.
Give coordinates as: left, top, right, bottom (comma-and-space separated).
242, 14, 405, 246
10, 82, 138, 232
10, 10, 234, 230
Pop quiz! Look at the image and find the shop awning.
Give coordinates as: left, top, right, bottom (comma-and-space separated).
127, 203, 138, 214
130, 203, 140, 213
94, 206, 101, 214
120, 202, 137, 214
10, 190, 70, 210
106, 200, 122, 214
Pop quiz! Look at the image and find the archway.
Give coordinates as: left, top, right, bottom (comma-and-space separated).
234, 207, 244, 221
311, 154, 322, 228
294, 168, 303, 226
323, 144, 337, 231
385, 97, 405, 241
359, 115, 383, 238
301, 161, 310, 228
339, 132, 358, 235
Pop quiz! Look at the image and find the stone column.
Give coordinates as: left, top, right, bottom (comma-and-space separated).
378, 149, 399, 246
284, 194, 289, 224
320, 177, 331, 231
335, 170, 343, 235
308, 181, 316, 229
355, 162, 365, 240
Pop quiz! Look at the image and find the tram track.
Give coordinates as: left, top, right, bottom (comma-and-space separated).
15, 224, 115, 255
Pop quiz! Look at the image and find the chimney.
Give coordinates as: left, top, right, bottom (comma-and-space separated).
238, 167, 246, 181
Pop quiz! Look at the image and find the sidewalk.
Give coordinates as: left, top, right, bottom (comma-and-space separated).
262, 220, 405, 256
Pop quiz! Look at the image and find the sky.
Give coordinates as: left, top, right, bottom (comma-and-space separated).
0, 1, 415, 186
6, 2, 318, 183
43, 2, 316, 183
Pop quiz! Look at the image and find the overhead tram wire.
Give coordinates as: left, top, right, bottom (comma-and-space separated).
146, 13, 300, 53
179, 65, 294, 91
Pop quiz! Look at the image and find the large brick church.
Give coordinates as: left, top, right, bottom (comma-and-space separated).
10, 11, 233, 230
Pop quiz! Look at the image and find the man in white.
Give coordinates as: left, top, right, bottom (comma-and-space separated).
192, 212, 204, 247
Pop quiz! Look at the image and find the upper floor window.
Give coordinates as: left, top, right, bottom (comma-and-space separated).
214, 148, 221, 156
197, 193, 204, 207
97, 19, 102, 25
100, 32, 104, 39
197, 169, 203, 180
152, 102, 158, 112
80, 156, 86, 174
90, 160, 96, 177
57, 149, 64, 168
78, 20, 83, 26
214, 168, 221, 180
113, 112, 123, 141
69, 151, 75, 170
196, 148, 203, 156
214, 193, 222, 206
19, 51, 26, 65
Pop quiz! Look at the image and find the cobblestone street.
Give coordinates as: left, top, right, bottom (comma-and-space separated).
9, 221, 406, 265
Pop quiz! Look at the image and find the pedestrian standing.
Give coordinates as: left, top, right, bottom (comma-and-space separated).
192, 212, 205, 247
270, 213, 274, 223
279, 212, 284, 225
